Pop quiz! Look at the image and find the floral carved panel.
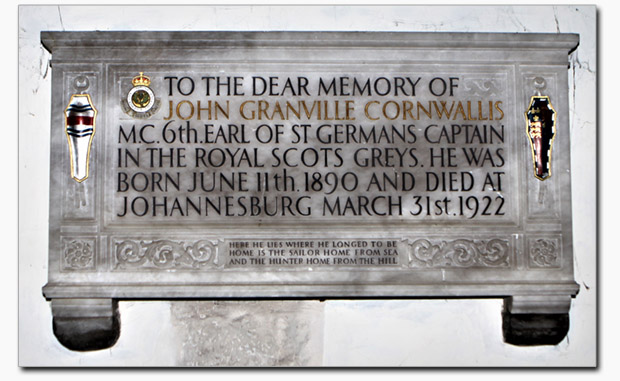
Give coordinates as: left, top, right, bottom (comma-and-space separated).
528, 237, 561, 268
62, 238, 96, 270
113, 239, 220, 270
406, 238, 511, 268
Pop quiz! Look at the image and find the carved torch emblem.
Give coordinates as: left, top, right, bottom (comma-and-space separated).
525, 96, 556, 180
65, 94, 97, 182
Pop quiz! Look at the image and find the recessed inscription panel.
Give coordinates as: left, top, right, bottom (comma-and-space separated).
105, 68, 516, 226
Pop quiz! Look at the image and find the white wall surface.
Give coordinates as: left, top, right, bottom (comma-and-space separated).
17, 4, 597, 367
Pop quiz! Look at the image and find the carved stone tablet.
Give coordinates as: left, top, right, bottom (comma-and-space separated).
41, 31, 579, 350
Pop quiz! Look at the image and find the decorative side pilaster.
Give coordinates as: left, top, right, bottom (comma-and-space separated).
522, 73, 560, 219
61, 72, 100, 220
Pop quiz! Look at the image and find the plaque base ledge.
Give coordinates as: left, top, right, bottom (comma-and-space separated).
42, 281, 580, 300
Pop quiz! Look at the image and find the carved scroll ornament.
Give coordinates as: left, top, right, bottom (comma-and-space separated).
407, 238, 510, 268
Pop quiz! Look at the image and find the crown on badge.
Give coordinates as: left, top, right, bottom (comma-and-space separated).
132, 72, 151, 87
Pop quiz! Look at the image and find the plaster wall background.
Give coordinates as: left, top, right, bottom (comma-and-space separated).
17, 5, 596, 366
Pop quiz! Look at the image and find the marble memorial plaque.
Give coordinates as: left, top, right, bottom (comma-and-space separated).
41, 31, 579, 350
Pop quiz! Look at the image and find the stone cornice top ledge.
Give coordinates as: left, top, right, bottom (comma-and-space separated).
40, 31, 580, 53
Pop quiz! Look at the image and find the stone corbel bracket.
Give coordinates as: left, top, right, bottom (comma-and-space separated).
502, 295, 572, 345
51, 298, 120, 351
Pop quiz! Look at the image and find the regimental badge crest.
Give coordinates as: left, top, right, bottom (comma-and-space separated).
525, 96, 556, 181
121, 72, 160, 118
